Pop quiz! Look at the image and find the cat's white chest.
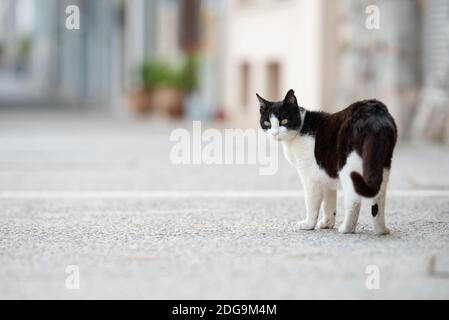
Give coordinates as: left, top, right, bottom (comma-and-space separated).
282, 135, 339, 189
282, 135, 315, 168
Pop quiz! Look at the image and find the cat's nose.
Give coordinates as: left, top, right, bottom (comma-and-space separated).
272, 131, 279, 137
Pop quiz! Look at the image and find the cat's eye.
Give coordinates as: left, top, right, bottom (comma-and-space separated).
281, 119, 289, 125
264, 121, 271, 127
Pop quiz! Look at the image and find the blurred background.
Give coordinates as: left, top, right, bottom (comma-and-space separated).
2, 0, 449, 300
0, 0, 448, 141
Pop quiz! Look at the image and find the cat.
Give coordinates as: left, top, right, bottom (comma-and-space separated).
257, 89, 397, 235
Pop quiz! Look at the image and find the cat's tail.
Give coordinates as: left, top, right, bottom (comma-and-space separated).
350, 135, 386, 198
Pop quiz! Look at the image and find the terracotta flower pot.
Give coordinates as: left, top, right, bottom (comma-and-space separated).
128, 90, 152, 114
150, 87, 185, 118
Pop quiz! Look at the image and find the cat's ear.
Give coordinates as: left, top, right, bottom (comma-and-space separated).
256, 93, 269, 113
284, 89, 298, 106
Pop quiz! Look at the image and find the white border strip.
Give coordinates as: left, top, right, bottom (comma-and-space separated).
1, 190, 449, 199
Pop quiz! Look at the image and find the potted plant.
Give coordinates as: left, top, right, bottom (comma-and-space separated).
129, 55, 198, 117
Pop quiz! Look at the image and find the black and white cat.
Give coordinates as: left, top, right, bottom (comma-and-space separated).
257, 89, 397, 235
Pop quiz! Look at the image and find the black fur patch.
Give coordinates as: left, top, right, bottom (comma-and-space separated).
300, 100, 397, 182
372, 204, 379, 217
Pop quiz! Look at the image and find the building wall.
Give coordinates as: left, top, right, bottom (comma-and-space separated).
0, 1, 9, 65
332, 0, 421, 140
31, 0, 125, 108
192, 0, 224, 118
0, 0, 19, 68
333, 0, 449, 143
223, 0, 325, 127
123, 0, 158, 91
28, 0, 164, 110
415, 0, 449, 143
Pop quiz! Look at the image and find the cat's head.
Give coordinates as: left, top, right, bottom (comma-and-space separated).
257, 89, 303, 142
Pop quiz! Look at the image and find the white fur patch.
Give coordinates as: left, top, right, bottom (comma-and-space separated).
282, 135, 339, 189
339, 151, 363, 193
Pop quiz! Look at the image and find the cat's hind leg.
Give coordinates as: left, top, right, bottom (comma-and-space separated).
372, 170, 391, 235
339, 152, 362, 234
317, 188, 337, 229
298, 179, 323, 230
338, 187, 361, 234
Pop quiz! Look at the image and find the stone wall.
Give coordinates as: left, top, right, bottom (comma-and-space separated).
333, 0, 421, 140
415, 0, 449, 143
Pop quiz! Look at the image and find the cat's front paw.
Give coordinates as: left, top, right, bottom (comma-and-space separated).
317, 217, 335, 229
297, 219, 316, 231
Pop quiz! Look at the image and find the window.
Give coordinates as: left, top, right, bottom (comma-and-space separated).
267, 62, 281, 100
240, 62, 250, 108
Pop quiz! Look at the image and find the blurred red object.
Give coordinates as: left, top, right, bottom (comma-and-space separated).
214, 108, 226, 122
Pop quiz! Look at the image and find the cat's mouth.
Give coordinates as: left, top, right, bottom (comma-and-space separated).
271, 132, 297, 142
265, 127, 298, 142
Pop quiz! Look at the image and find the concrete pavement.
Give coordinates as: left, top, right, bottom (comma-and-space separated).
1, 111, 449, 299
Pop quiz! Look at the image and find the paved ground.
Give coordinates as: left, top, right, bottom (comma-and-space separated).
1, 110, 449, 299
